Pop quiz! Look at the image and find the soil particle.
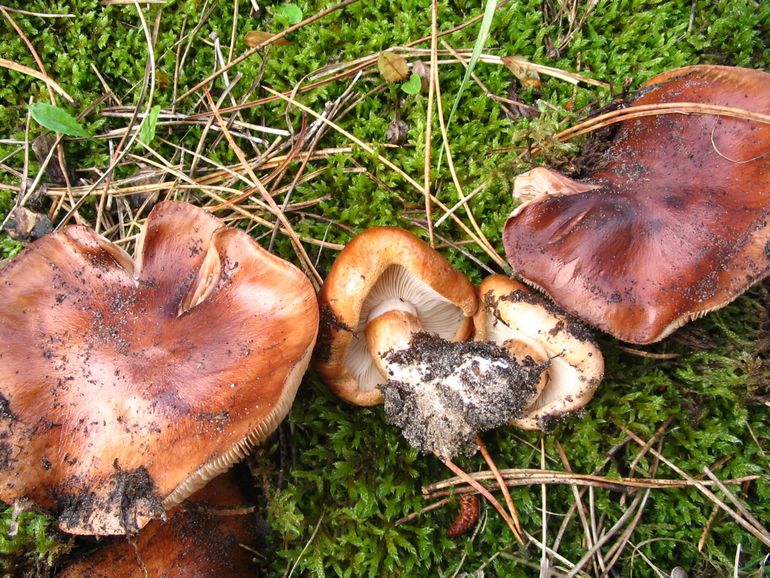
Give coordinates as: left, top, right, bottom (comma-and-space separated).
0, 394, 17, 421
314, 304, 353, 363
380, 333, 547, 459
56, 466, 164, 535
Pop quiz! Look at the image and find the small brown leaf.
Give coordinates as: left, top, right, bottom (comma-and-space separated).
502, 55, 542, 90
377, 51, 409, 83
244, 31, 290, 48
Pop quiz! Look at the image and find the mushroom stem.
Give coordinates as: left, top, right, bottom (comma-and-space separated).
365, 305, 423, 379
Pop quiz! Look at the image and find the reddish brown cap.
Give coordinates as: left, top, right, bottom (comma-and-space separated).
0, 201, 318, 535
474, 275, 604, 429
312, 227, 477, 406
503, 65, 770, 343
56, 470, 259, 577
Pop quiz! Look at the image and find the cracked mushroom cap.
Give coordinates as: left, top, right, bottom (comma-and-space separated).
312, 227, 477, 406
57, 469, 259, 577
0, 201, 318, 535
503, 65, 770, 344
474, 275, 604, 430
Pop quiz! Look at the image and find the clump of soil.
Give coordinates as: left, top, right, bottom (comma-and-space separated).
380, 333, 547, 460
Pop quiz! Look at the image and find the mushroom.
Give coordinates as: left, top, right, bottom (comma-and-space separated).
56, 469, 259, 577
503, 65, 770, 343
313, 228, 546, 458
312, 226, 478, 406
0, 201, 318, 535
474, 275, 604, 430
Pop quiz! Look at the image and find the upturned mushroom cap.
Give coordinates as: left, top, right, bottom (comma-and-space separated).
503, 65, 770, 343
312, 227, 477, 406
0, 201, 318, 535
56, 470, 259, 577
474, 275, 604, 430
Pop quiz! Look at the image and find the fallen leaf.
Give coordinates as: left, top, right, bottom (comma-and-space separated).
502, 56, 542, 90
378, 51, 409, 83
244, 30, 291, 47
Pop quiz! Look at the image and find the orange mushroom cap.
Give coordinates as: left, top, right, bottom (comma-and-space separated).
56, 470, 259, 577
0, 201, 318, 535
503, 65, 770, 344
312, 227, 477, 405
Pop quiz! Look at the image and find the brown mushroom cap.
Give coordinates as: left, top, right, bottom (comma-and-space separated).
56, 470, 259, 577
503, 65, 770, 343
0, 201, 318, 535
312, 227, 477, 406
474, 275, 604, 430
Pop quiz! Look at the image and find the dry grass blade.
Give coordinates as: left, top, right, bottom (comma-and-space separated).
565, 490, 651, 578
0, 58, 74, 103
175, 0, 361, 103
482, 54, 610, 88
439, 455, 523, 544
557, 102, 770, 143
263, 86, 509, 268
476, 436, 521, 535
617, 423, 770, 548
421, 468, 760, 497
202, 89, 322, 288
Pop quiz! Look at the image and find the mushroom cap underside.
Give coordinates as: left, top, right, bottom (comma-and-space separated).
313, 227, 477, 405
0, 201, 318, 535
503, 65, 770, 343
475, 275, 604, 429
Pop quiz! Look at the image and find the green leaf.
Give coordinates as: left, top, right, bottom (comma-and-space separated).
29, 102, 89, 138
400, 72, 421, 95
439, 0, 497, 168
139, 104, 162, 144
276, 3, 303, 25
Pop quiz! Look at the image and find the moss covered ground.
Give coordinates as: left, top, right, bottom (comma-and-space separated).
1, 0, 769, 575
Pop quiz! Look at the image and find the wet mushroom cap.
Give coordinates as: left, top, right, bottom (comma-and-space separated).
474, 275, 604, 430
312, 227, 477, 406
503, 65, 770, 344
56, 470, 259, 577
0, 201, 318, 535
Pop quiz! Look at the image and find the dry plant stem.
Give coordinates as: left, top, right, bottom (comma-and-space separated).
203, 89, 322, 289
431, 43, 502, 265
702, 467, 770, 542
539, 435, 549, 578
175, 0, 361, 103
565, 490, 651, 578
621, 415, 676, 507
557, 102, 770, 144
262, 87, 507, 268
553, 439, 594, 572
423, 0, 438, 247
2, 7, 57, 104
439, 455, 523, 544
615, 345, 679, 359
698, 504, 721, 552
0, 57, 73, 103
600, 434, 665, 577
475, 436, 521, 535
617, 423, 770, 548
56, 0, 154, 230
393, 497, 452, 526
422, 469, 759, 497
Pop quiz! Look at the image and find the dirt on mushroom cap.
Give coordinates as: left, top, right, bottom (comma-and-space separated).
380, 333, 547, 459
0, 201, 318, 536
